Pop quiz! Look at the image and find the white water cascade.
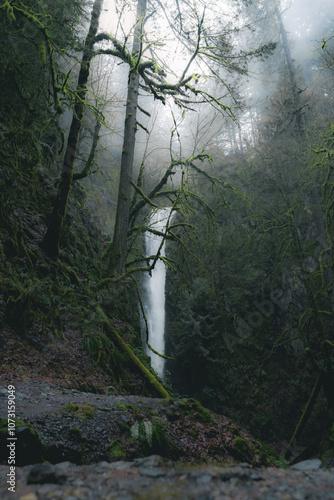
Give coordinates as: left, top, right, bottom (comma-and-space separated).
141, 208, 171, 379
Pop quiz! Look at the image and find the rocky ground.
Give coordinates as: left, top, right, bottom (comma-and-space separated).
0, 381, 333, 499
0, 381, 276, 467
1, 455, 334, 499
1, 329, 333, 499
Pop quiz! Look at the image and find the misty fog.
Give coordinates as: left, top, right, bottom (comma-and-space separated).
75, 0, 333, 235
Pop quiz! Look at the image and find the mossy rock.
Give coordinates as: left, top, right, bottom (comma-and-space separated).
62, 403, 94, 419
68, 427, 85, 442
0, 418, 43, 466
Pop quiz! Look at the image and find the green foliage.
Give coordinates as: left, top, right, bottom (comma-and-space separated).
130, 419, 175, 458
275, 456, 290, 469
166, 121, 334, 447
81, 330, 113, 369
167, 276, 227, 399
2, 264, 71, 334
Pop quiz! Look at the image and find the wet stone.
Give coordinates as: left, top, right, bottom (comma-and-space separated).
27, 463, 66, 485
139, 467, 166, 478
110, 461, 134, 470
11, 391, 28, 398
290, 459, 322, 471
220, 472, 232, 481
134, 455, 170, 467
196, 473, 212, 484
55, 461, 75, 470
291, 492, 309, 500
98, 461, 110, 467
34, 483, 62, 496
250, 473, 263, 481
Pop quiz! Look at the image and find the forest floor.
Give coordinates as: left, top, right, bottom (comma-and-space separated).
0, 380, 333, 499
1, 328, 334, 499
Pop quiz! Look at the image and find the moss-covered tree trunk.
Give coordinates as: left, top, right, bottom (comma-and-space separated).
107, 0, 147, 277
43, 0, 104, 257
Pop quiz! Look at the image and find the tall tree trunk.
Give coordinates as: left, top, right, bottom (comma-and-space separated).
275, 2, 304, 135
107, 0, 147, 277
42, 0, 104, 257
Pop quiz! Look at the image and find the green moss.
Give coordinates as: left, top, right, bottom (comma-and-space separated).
117, 402, 128, 411
117, 402, 140, 413
0, 418, 27, 429
159, 398, 175, 404
107, 440, 126, 460
176, 398, 214, 425
234, 437, 251, 454
275, 456, 290, 468
62, 404, 94, 419
68, 427, 84, 442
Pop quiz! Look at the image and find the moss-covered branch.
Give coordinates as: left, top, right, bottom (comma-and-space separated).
285, 373, 323, 460
103, 319, 170, 398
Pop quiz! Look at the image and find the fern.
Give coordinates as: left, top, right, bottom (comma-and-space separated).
130, 420, 153, 447
130, 421, 140, 441
143, 421, 153, 447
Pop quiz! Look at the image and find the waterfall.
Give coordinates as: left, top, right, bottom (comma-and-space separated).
141, 207, 171, 378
